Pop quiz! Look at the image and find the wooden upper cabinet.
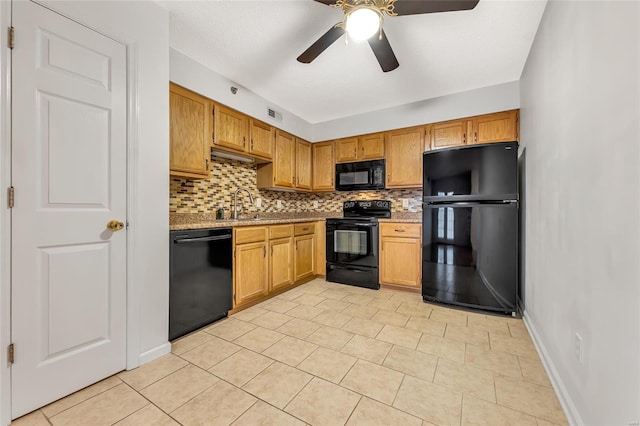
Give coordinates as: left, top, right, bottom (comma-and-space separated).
273, 130, 296, 188
335, 133, 384, 163
359, 132, 385, 160
386, 126, 424, 189
169, 83, 210, 179
471, 110, 519, 144
213, 104, 249, 152
335, 137, 359, 162
430, 119, 467, 149
312, 141, 335, 191
249, 119, 274, 160
295, 138, 312, 191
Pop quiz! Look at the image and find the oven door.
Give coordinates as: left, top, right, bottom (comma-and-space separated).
326, 220, 378, 268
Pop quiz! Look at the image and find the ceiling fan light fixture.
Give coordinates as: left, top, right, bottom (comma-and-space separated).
345, 6, 382, 42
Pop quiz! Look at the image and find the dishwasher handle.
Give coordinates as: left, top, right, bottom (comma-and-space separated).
174, 234, 232, 244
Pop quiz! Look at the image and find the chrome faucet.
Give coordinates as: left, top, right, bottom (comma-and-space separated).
233, 187, 255, 219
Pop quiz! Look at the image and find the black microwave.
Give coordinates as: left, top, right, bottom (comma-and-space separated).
335, 160, 386, 191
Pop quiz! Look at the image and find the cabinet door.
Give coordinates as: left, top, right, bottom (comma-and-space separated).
431, 119, 467, 149
335, 137, 358, 163
295, 138, 312, 190
169, 84, 210, 178
270, 237, 294, 292
274, 130, 296, 187
214, 104, 249, 152
314, 221, 326, 276
379, 236, 421, 288
312, 141, 335, 191
386, 126, 424, 188
359, 133, 385, 160
234, 242, 269, 307
249, 119, 274, 160
294, 234, 315, 282
471, 110, 519, 144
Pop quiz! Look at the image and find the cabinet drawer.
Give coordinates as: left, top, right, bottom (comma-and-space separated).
294, 223, 314, 236
270, 224, 293, 240
234, 226, 268, 244
380, 223, 421, 238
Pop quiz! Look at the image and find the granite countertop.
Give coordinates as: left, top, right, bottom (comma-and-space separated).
169, 212, 421, 231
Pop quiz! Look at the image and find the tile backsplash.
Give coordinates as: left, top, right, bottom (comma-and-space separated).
170, 158, 422, 216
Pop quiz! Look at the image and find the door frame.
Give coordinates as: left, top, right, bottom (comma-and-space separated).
0, 2, 144, 423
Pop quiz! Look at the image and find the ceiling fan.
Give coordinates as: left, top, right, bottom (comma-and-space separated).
297, 0, 480, 72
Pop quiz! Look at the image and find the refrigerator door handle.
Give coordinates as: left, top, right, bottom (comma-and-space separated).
425, 200, 517, 207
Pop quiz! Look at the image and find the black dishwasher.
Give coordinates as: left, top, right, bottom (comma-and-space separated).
169, 228, 233, 340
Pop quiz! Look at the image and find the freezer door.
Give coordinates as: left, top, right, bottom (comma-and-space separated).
421, 202, 517, 313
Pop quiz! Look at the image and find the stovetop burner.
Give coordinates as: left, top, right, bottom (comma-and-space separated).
342, 200, 392, 219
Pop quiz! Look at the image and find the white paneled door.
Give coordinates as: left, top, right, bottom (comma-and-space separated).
11, 1, 127, 418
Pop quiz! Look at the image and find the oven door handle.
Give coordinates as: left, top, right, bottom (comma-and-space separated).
353, 223, 377, 227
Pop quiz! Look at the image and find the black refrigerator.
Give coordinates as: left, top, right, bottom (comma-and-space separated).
422, 141, 518, 314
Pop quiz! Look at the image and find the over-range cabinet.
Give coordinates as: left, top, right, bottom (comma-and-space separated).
422, 142, 519, 314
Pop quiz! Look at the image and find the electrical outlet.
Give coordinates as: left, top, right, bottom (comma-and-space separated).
402, 198, 410, 208
574, 333, 583, 364
313, 200, 319, 209
276, 200, 282, 209
255, 198, 262, 208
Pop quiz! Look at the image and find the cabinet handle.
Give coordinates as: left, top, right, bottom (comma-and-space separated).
243, 136, 246, 148
474, 132, 477, 144
271, 246, 273, 256
295, 241, 298, 250
361, 147, 364, 156
463, 133, 466, 144
205, 158, 209, 169
353, 147, 357, 157
395, 229, 406, 233
251, 139, 254, 151
263, 246, 266, 257
302, 227, 309, 231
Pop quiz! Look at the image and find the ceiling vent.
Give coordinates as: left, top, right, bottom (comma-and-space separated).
267, 107, 283, 122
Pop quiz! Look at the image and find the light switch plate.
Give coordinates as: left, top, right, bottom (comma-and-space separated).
276, 200, 282, 209
402, 198, 410, 208
255, 198, 262, 208
313, 200, 319, 209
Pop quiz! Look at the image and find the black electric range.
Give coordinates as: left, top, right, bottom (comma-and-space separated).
326, 200, 391, 290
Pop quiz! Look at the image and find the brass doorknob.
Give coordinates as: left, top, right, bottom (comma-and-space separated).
107, 220, 125, 232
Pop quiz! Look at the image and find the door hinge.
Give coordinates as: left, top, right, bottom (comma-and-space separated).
8, 27, 14, 49
7, 186, 14, 208
7, 343, 14, 364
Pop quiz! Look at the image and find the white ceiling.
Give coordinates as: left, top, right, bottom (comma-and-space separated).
159, 0, 547, 124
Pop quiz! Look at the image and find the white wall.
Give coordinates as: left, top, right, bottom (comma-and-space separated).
171, 49, 313, 141
519, 1, 640, 425
171, 46, 520, 142
312, 81, 520, 141
0, 3, 170, 422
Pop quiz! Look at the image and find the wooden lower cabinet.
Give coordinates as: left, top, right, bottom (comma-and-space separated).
379, 223, 421, 289
234, 240, 269, 306
315, 221, 326, 276
233, 222, 318, 309
270, 236, 294, 292
294, 234, 315, 282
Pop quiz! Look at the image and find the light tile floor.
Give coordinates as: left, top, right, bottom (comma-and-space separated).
13, 279, 568, 426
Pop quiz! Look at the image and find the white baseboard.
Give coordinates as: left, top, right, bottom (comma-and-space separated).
522, 310, 582, 426
136, 342, 171, 367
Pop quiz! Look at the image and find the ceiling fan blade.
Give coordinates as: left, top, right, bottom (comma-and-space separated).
368, 29, 399, 72
297, 25, 345, 64
393, 0, 479, 16
313, 0, 337, 5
